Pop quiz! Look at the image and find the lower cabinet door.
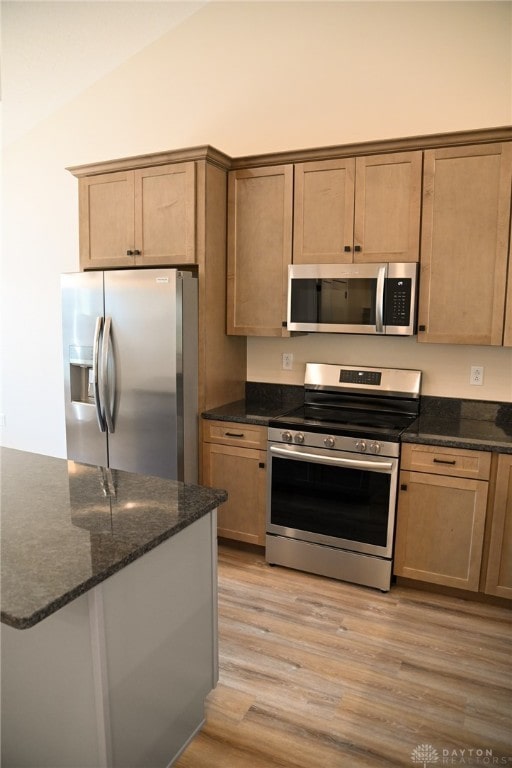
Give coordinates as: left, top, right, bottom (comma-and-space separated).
484, 454, 512, 599
394, 470, 488, 591
203, 442, 266, 546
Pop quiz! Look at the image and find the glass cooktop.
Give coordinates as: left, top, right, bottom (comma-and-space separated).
269, 405, 419, 443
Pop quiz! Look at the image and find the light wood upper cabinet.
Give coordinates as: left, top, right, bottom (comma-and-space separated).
293, 152, 422, 264
227, 165, 293, 336
394, 444, 490, 591
79, 162, 195, 270
293, 158, 355, 264
354, 153, 422, 263
418, 142, 512, 345
79, 171, 135, 269
134, 164, 195, 266
484, 454, 512, 599
504, 214, 512, 348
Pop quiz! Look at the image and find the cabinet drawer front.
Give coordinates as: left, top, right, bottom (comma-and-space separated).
203, 420, 267, 449
401, 443, 491, 480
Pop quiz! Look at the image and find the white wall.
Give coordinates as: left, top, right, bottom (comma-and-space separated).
1, 1, 511, 458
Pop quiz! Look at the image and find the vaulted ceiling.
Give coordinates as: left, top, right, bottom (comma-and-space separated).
1, 1, 209, 146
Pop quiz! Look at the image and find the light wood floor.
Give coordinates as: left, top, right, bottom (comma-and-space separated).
175, 541, 512, 768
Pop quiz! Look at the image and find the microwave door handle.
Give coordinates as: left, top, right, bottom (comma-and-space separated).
269, 445, 393, 472
93, 316, 106, 432
375, 266, 386, 333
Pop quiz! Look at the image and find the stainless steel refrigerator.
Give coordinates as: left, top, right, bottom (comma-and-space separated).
61, 268, 198, 483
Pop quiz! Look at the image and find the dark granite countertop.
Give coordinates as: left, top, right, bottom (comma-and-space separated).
202, 385, 512, 454
201, 398, 288, 426
402, 397, 512, 454
1, 448, 227, 630
202, 382, 303, 426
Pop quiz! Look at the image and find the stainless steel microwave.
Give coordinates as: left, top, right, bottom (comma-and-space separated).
287, 262, 418, 335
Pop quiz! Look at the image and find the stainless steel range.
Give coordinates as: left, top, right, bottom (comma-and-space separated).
266, 363, 421, 591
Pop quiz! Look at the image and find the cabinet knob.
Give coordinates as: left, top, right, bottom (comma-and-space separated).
133, 249, 141, 256
418, 325, 426, 332
344, 245, 351, 253
354, 245, 362, 252
126, 250, 134, 256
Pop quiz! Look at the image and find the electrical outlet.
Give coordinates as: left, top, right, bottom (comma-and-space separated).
470, 365, 484, 386
282, 352, 293, 370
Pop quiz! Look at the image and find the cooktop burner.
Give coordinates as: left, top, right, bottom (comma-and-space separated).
269, 362, 422, 442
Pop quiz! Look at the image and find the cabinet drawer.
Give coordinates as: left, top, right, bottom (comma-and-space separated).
202, 420, 267, 450
401, 443, 491, 480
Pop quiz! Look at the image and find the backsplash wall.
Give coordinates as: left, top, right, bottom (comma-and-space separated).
247, 335, 512, 403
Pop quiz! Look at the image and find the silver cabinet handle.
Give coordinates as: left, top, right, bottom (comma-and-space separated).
93, 316, 106, 432
269, 445, 393, 472
375, 265, 386, 334
100, 316, 115, 433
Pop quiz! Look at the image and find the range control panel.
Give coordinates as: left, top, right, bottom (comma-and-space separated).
339, 369, 382, 386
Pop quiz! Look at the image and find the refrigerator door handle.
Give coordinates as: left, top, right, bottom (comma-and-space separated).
93, 316, 106, 432
101, 316, 116, 434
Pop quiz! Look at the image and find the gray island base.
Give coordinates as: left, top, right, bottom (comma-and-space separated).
1, 448, 227, 768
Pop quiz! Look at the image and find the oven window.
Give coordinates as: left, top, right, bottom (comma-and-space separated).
270, 456, 390, 547
290, 278, 377, 325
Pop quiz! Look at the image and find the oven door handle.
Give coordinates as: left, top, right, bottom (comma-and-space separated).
269, 445, 394, 472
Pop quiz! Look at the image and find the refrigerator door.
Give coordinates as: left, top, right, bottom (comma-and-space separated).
62, 271, 108, 467
104, 269, 196, 480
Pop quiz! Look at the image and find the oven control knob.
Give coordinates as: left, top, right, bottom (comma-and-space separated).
281, 431, 293, 443
324, 436, 336, 448
370, 441, 381, 454
355, 440, 367, 452
294, 432, 305, 444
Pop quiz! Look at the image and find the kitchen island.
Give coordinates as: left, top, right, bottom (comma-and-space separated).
1, 447, 227, 768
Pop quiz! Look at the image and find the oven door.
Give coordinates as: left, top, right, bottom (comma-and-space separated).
267, 442, 399, 558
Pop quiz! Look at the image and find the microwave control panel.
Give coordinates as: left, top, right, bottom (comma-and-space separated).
384, 278, 412, 326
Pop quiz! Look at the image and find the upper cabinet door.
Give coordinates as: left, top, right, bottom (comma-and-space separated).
134, 162, 196, 266
227, 165, 293, 337
353, 151, 422, 263
79, 171, 135, 270
418, 143, 512, 345
504, 214, 512, 348
293, 158, 355, 264
293, 152, 421, 264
